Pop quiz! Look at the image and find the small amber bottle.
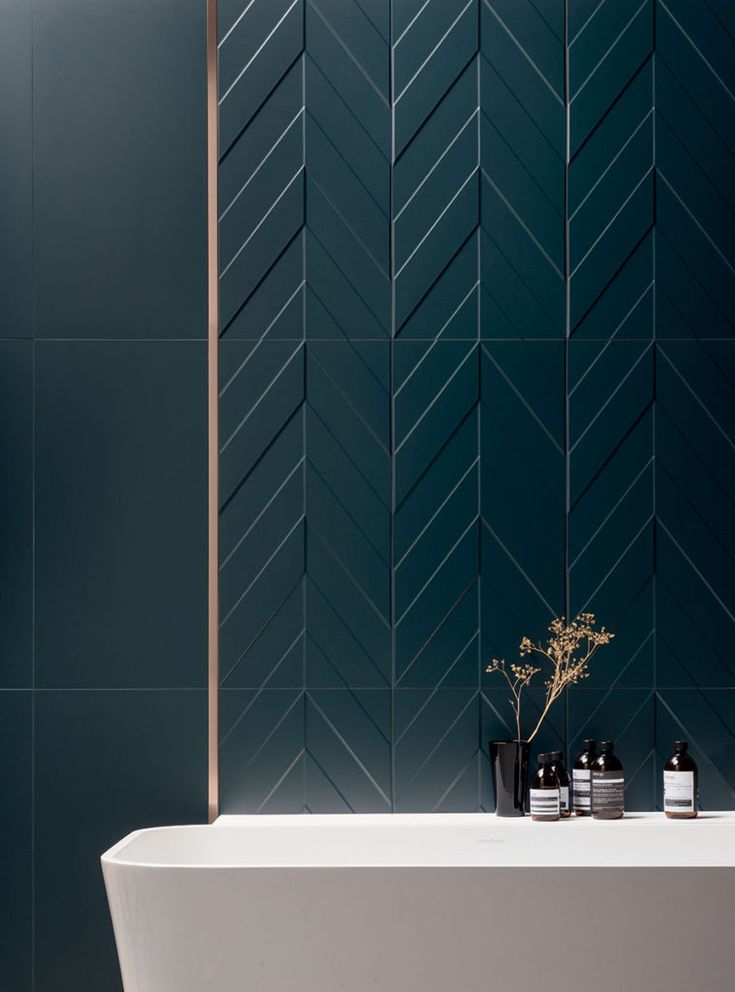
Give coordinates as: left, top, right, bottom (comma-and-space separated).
572, 739, 597, 816
591, 740, 624, 820
549, 751, 571, 817
530, 754, 560, 821
664, 741, 698, 819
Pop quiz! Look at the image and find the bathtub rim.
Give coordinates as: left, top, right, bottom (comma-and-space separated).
100, 812, 735, 871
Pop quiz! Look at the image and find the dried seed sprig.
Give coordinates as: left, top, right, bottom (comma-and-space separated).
485, 614, 614, 742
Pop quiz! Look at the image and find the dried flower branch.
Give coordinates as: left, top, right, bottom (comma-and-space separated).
485, 613, 614, 742
485, 658, 541, 741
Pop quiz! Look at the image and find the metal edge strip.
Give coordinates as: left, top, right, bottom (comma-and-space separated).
207, 0, 219, 824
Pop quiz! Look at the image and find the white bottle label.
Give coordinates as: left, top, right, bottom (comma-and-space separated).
560, 785, 569, 812
530, 788, 560, 817
664, 770, 694, 812
591, 771, 625, 813
573, 769, 591, 810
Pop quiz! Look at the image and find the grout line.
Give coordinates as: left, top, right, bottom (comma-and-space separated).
389, 0, 396, 813
207, 0, 220, 824
302, 0, 307, 815
31, 0, 36, 978
563, 0, 571, 760
476, 2, 482, 810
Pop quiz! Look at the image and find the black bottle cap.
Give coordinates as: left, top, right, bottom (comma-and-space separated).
583, 738, 596, 750
537, 753, 549, 766
600, 740, 614, 753
550, 750, 563, 763
674, 740, 688, 752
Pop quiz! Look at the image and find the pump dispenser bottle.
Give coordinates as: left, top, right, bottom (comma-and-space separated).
664, 741, 698, 819
549, 751, 571, 817
530, 754, 560, 821
591, 740, 624, 819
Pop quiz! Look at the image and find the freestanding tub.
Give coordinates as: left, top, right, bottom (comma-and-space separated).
102, 812, 735, 992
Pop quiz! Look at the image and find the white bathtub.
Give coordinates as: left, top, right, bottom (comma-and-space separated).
102, 812, 735, 992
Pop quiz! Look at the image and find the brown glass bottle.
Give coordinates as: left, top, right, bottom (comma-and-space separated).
572, 739, 596, 816
549, 751, 571, 817
664, 741, 698, 819
530, 754, 560, 821
591, 741, 624, 820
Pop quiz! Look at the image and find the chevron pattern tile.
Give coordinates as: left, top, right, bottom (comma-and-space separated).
655, 690, 735, 810
305, 341, 391, 689
568, 340, 655, 688
395, 341, 480, 689
569, 687, 656, 809
480, 341, 565, 668
655, 0, 735, 341
305, 0, 390, 341
218, 0, 735, 812
306, 689, 391, 811
568, 0, 655, 339
480, 0, 565, 339
655, 341, 735, 688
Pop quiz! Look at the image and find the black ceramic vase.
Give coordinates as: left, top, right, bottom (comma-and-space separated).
490, 740, 530, 816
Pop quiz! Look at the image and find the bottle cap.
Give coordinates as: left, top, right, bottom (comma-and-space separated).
583, 738, 596, 750
674, 740, 688, 753
537, 753, 548, 766
550, 750, 563, 763
600, 740, 614, 753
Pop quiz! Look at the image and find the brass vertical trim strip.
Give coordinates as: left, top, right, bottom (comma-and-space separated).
207, 0, 219, 824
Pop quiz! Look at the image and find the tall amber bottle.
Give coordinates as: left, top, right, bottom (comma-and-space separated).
549, 751, 571, 817
530, 754, 560, 821
664, 741, 698, 819
572, 739, 596, 816
591, 740, 624, 820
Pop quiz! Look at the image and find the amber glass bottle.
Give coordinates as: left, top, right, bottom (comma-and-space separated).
664, 741, 698, 819
549, 751, 571, 817
572, 739, 597, 816
530, 754, 560, 821
591, 741, 624, 820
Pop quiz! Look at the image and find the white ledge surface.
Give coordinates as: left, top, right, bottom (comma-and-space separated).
103, 812, 735, 869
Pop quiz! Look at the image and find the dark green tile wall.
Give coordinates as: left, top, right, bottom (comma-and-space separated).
1, 0, 734, 988
218, 0, 735, 813
0, 1, 208, 989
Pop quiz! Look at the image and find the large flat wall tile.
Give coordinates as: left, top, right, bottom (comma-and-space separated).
35, 342, 207, 688
0, 691, 32, 992
0, 341, 33, 687
0, 0, 32, 338
33, 0, 206, 338
34, 689, 207, 992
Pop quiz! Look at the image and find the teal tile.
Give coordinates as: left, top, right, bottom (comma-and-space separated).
35, 342, 207, 688
568, 688, 655, 811
33, 0, 206, 338
219, 689, 305, 813
0, 341, 32, 687
34, 690, 207, 992
394, 689, 480, 812
655, 690, 735, 811
0, 691, 32, 992
306, 689, 391, 812
0, 0, 31, 338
